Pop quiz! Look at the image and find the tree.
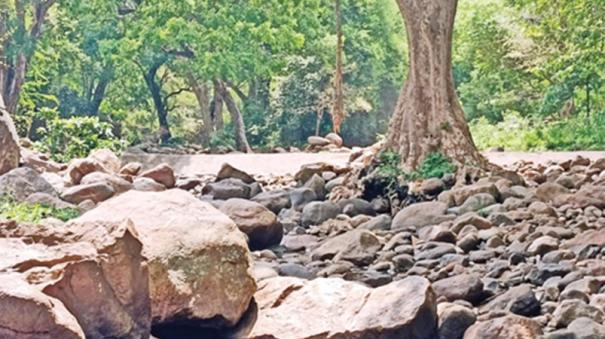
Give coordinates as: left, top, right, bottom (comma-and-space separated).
331, 0, 345, 134
0, 0, 57, 115
385, 0, 488, 170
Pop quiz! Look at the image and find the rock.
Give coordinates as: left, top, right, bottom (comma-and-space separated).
463, 315, 542, 339
216, 163, 255, 184
289, 187, 317, 210
415, 242, 456, 261
203, 178, 252, 200
66, 158, 108, 185
0, 106, 20, 176
527, 262, 574, 286
133, 177, 166, 191
527, 235, 559, 256
480, 284, 540, 317
247, 276, 437, 339
358, 214, 392, 231
304, 174, 326, 200
553, 299, 604, 328
455, 193, 496, 214
325, 133, 343, 147
451, 183, 499, 206
422, 178, 445, 196
69, 189, 256, 328
418, 225, 456, 243
0, 167, 56, 201
571, 184, 605, 209
20, 148, 64, 173
252, 189, 292, 213
88, 148, 121, 173
139, 163, 176, 188
0, 219, 151, 338
392, 201, 452, 230
175, 177, 202, 190
295, 162, 347, 185
528, 201, 558, 217
24, 192, 76, 210
81, 171, 133, 194
307, 136, 331, 146
338, 198, 376, 217
0, 273, 85, 339
544, 317, 605, 339
451, 213, 492, 234
301, 201, 340, 227
311, 229, 381, 265
277, 263, 315, 280
433, 274, 484, 305
438, 303, 476, 339
536, 182, 571, 206
61, 182, 115, 204
219, 198, 283, 250
120, 162, 142, 176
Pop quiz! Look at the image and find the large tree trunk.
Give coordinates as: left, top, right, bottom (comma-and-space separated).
215, 80, 252, 153
385, 0, 488, 171
211, 83, 225, 130
143, 65, 171, 143
88, 67, 112, 116
187, 74, 212, 145
331, 0, 345, 134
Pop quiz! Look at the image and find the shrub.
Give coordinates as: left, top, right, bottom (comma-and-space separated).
411, 152, 457, 179
35, 116, 125, 163
0, 196, 80, 223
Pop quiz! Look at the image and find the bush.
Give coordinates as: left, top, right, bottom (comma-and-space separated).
35, 116, 125, 163
411, 152, 457, 179
0, 196, 80, 223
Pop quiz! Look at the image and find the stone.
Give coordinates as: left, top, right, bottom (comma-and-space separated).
358, 214, 392, 231
133, 177, 166, 191
422, 178, 445, 196
528, 201, 558, 217
307, 136, 331, 146
219, 198, 283, 250
527, 235, 559, 256
301, 201, 341, 227
564, 230, 605, 254
139, 163, 176, 188
438, 303, 476, 339
0, 273, 85, 339
247, 276, 437, 339
325, 133, 343, 147
0, 167, 56, 201
88, 148, 121, 173
20, 148, 64, 173
289, 187, 317, 210
24, 192, 76, 210
0, 105, 20, 176
451, 183, 499, 206
480, 284, 540, 317
544, 317, 605, 339
433, 274, 484, 305
415, 242, 456, 261
277, 263, 315, 280
451, 213, 492, 234
216, 163, 255, 184
81, 171, 133, 194
120, 162, 142, 176
311, 229, 381, 266
0, 219, 151, 338
392, 201, 452, 230
203, 178, 251, 200
455, 193, 497, 214
295, 162, 347, 185
536, 182, 571, 206
61, 182, 115, 204
463, 315, 542, 339
418, 225, 457, 244
66, 158, 108, 185
571, 184, 605, 209
69, 189, 256, 328
527, 262, 574, 285
553, 299, 604, 328
252, 189, 292, 213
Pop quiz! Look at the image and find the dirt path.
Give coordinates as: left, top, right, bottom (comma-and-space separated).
122, 150, 605, 176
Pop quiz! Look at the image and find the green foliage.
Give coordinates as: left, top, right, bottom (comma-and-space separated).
411, 153, 457, 180
469, 112, 546, 151
0, 196, 80, 224
35, 116, 124, 162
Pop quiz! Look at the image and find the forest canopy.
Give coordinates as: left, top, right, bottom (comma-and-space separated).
1, 0, 604, 161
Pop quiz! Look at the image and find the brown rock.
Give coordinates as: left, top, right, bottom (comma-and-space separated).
463, 315, 542, 339
219, 198, 283, 250
570, 184, 605, 209
247, 276, 437, 339
535, 182, 571, 206
66, 158, 108, 185
20, 148, 64, 173
81, 171, 133, 194
451, 183, 499, 206
61, 182, 115, 204
217, 163, 255, 184
140, 163, 176, 188
69, 189, 256, 328
120, 162, 143, 176
433, 274, 484, 304
392, 201, 453, 229
325, 133, 344, 147
311, 229, 381, 265
133, 177, 166, 191
88, 148, 121, 173
0, 101, 20, 176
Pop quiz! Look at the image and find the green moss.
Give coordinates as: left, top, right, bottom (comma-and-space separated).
0, 196, 80, 223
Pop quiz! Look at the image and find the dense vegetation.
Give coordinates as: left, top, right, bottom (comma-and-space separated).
2, 0, 604, 159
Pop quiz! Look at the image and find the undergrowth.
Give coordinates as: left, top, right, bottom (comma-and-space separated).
0, 196, 81, 223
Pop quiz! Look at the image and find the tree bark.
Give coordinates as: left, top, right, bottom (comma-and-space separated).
215, 79, 252, 153
385, 0, 488, 171
143, 64, 171, 143
187, 74, 212, 145
88, 67, 113, 116
331, 0, 345, 134
211, 82, 225, 130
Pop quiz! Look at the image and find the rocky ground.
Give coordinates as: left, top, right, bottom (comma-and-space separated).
1, 129, 605, 338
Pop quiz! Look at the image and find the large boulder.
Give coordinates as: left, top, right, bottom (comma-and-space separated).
219, 198, 283, 250
216, 163, 255, 184
0, 103, 20, 176
0, 219, 150, 339
69, 189, 256, 328
88, 148, 121, 173
0, 167, 56, 201
311, 229, 381, 265
139, 163, 176, 188
246, 276, 437, 338
463, 315, 542, 339
301, 201, 341, 227
60, 182, 115, 204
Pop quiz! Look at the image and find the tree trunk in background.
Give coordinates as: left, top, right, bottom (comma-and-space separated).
211, 83, 225, 130
143, 64, 171, 143
88, 67, 112, 116
215, 80, 252, 153
188, 74, 212, 145
331, 0, 345, 134
385, 0, 488, 170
